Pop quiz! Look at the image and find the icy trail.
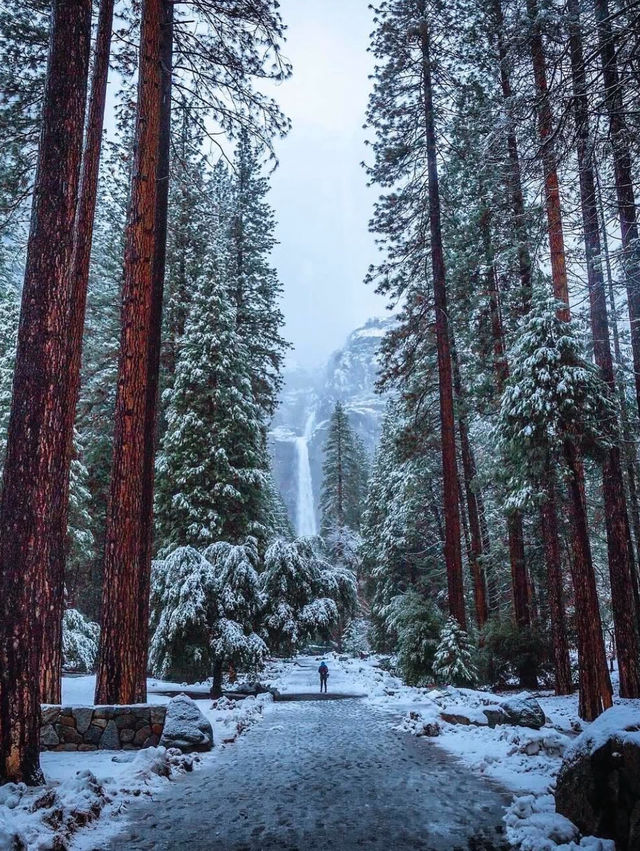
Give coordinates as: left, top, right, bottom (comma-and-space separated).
97, 669, 509, 850
295, 411, 317, 536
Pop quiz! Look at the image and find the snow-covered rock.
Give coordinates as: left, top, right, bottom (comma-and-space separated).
439, 703, 491, 726
555, 704, 640, 850
500, 694, 546, 729
504, 793, 616, 850
159, 694, 213, 753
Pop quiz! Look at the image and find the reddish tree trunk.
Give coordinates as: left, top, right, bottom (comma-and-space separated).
568, 0, 640, 700
539, 464, 573, 695
598, 172, 640, 567
0, 0, 91, 784
95, 0, 163, 706
564, 442, 613, 719
136, 0, 174, 703
39, 0, 115, 707
527, 0, 569, 315
594, 0, 640, 421
528, 0, 614, 715
419, 18, 466, 629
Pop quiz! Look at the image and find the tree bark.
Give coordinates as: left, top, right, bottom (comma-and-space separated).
39, 0, 115, 707
211, 659, 224, 700
593, 0, 640, 420
568, 0, 640, 699
419, 16, 466, 629
95, 0, 163, 706
539, 462, 573, 695
0, 0, 91, 784
135, 0, 174, 704
564, 441, 613, 719
598, 168, 640, 568
527, 0, 613, 710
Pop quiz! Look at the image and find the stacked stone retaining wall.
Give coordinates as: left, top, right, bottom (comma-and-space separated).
40, 705, 167, 752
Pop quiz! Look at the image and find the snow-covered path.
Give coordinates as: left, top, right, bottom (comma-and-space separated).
97, 692, 510, 850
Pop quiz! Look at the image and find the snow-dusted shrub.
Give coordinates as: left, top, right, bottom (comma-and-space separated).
386, 591, 443, 685
261, 537, 355, 655
479, 616, 552, 687
432, 617, 478, 687
149, 541, 267, 684
62, 608, 100, 673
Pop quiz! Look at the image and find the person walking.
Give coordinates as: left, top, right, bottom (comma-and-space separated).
318, 661, 329, 694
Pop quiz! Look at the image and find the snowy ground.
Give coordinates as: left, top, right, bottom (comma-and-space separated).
0, 656, 635, 849
0, 676, 271, 850
94, 666, 510, 850
277, 654, 619, 851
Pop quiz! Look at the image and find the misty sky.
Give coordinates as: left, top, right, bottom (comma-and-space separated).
266, 1, 387, 369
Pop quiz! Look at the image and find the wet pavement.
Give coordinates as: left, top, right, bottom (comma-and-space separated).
99, 697, 512, 850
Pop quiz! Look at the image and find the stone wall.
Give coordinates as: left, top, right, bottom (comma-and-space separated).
40, 705, 167, 752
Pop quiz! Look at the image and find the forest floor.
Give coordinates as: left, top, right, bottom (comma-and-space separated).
0, 656, 632, 850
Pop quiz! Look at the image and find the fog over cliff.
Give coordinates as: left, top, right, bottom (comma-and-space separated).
269, 318, 393, 534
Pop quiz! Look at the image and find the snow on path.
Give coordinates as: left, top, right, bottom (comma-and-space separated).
266, 655, 368, 695
95, 697, 510, 851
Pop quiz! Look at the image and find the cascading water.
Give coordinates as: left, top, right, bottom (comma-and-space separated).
295, 412, 317, 536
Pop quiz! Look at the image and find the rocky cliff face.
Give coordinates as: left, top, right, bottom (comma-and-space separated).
269, 318, 392, 534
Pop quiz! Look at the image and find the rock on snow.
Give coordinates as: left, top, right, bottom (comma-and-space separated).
555, 704, 640, 850
159, 694, 214, 753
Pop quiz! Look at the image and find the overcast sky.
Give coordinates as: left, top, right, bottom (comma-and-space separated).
266, 0, 387, 369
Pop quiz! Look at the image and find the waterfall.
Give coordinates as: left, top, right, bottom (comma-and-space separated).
295, 412, 317, 536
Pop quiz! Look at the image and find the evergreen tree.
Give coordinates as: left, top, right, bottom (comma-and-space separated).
0, 0, 48, 235
155, 235, 268, 551
260, 537, 357, 655
61, 608, 100, 674
149, 541, 267, 693
320, 402, 367, 539
230, 132, 288, 427
497, 296, 616, 490
387, 591, 444, 686
361, 404, 448, 651
432, 617, 478, 687
162, 96, 211, 378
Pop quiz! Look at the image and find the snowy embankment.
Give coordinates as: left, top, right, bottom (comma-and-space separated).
264, 654, 625, 851
0, 676, 271, 850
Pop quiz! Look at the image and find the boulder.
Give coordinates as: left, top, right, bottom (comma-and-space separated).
483, 706, 508, 728
159, 694, 213, 753
555, 705, 640, 850
439, 703, 490, 727
499, 694, 546, 729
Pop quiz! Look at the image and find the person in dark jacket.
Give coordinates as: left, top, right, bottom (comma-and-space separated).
318, 661, 329, 693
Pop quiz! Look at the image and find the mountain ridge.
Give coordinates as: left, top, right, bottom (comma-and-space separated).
269, 316, 393, 533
